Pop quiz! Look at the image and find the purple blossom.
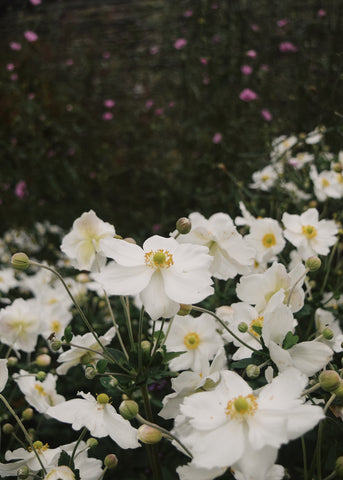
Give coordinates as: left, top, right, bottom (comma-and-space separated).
24, 31, 38, 42
279, 41, 298, 52
261, 109, 273, 121
212, 133, 222, 144
239, 88, 258, 102
241, 65, 253, 75
9, 42, 22, 51
15, 181, 28, 199
174, 38, 187, 50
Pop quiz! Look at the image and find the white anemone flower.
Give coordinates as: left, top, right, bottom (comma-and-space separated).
0, 443, 62, 477
231, 443, 285, 480
61, 210, 115, 271
0, 358, 8, 392
14, 370, 65, 413
93, 235, 214, 320
287, 151, 314, 169
315, 308, 343, 352
46, 391, 140, 449
249, 165, 278, 191
164, 313, 224, 372
178, 368, 324, 469
177, 463, 228, 480
174, 212, 255, 280
282, 208, 338, 260
43, 466, 75, 480
310, 166, 343, 202
244, 217, 285, 263
270, 135, 298, 162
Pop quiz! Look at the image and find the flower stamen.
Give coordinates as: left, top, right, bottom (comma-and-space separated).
183, 332, 200, 349
262, 233, 276, 248
302, 225, 317, 239
225, 394, 258, 420
144, 249, 174, 269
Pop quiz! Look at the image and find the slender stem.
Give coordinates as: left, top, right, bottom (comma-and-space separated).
70, 427, 87, 466
302, 382, 321, 396
0, 394, 47, 475
138, 306, 145, 373
287, 269, 309, 308
120, 296, 135, 351
104, 292, 129, 360
66, 342, 113, 362
320, 241, 339, 296
160, 316, 174, 349
323, 472, 337, 480
96, 466, 108, 480
301, 436, 308, 480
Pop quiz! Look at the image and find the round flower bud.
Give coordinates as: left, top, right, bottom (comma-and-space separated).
85, 366, 97, 379
238, 322, 248, 333
86, 438, 98, 448
50, 340, 62, 352
137, 425, 163, 445
7, 356, 18, 367
332, 382, 343, 400
104, 454, 118, 469
36, 371, 47, 382
76, 273, 90, 283
140, 340, 151, 354
319, 370, 341, 392
332, 162, 343, 173
119, 399, 139, 420
2, 423, 14, 434
36, 354, 51, 367
177, 304, 193, 316
176, 217, 192, 235
17, 465, 30, 479
246, 364, 260, 379
22, 408, 34, 421
96, 393, 110, 405
11, 252, 30, 271
322, 328, 334, 340
335, 456, 343, 478
305, 256, 321, 272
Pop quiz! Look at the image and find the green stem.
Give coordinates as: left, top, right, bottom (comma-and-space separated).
323, 472, 337, 480
120, 296, 135, 352
320, 241, 339, 296
287, 269, 309, 308
70, 427, 87, 466
96, 466, 108, 480
104, 292, 129, 360
301, 436, 308, 480
0, 394, 47, 475
137, 306, 145, 373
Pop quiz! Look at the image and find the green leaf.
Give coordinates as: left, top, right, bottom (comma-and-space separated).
162, 350, 186, 364
283, 331, 299, 350
96, 359, 108, 374
63, 326, 73, 343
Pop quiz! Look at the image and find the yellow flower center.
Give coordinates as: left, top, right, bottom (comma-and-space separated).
225, 394, 258, 420
28, 441, 49, 453
183, 332, 201, 349
249, 316, 264, 337
97, 393, 110, 404
48, 298, 58, 305
261, 174, 270, 182
262, 233, 276, 248
322, 178, 330, 187
34, 384, 47, 396
302, 225, 317, 239
337, 174, 343, 184
144, 249, 174, 269
51, 320, 61, 332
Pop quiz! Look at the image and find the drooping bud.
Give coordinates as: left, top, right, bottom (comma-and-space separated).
335, 456, 343, 478
137, 424, 163, 444
11, 252, 30, 270
96, 393, 110, 405
305, 256, 321, 272
119, 399, 139, 420
176, 217, 192, 235
332, 382, 343, 400
86, 438, 98, 448
246, 364, 260, 379
108, 377, 118, 388
2, 423, 14, 434
319, 370, 341, 392
50, 340, 62, 352
36, 354, 51, 367
7, 356, 18, 367
322, 328, 334, 340
104, 454, 118, 469
177, 304, 193, 316
22, 408, 34, 421
238, 322, 248, 333
17, 465, 30, 479
85, 366, 97, 379
36, 371, 47, 382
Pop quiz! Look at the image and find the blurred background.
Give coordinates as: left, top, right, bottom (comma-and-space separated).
1, 0, 342, 241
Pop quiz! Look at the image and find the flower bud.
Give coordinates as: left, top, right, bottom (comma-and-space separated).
36, 355, 51, 367
322, 328, 334, 340
104, 454, 118, 469
333, 382, 343, 400
336, 456, 343, 478
11, 252, 30, 270
36, 371, 47, 382
246, 364, 260, 379
2, 423, 14, 434
108, 377, 118, 388
137, 424, 163, 444
119, 399, 139, 420
177, 304, 193, 316
319, 370, 341, 392
176, 217, 192, 235
86, 438, 98, 448
305, 256, 321, 272
140, 340, 151, 354
238, 322, 248, 333
85, 366, 97, 379
17, 465, 30, 479
22, 408, 34, 421
7, 356, 18, 367
50, 340, 62, 352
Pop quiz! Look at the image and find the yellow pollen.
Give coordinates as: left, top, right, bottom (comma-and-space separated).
322, 178, 330, 187
144, 249, 174, 269
51, 320, 61, 333
28, 441, 49, 453
337, 174, 343, 184
262, 233, 276, 248
261, 174, 270, 182
48, 298, 58, 305
302, 225, 317, 239
225, 394, 257, 419
34, 384, 47, 396
183, 332, 201, 350
249, 316, 264, 337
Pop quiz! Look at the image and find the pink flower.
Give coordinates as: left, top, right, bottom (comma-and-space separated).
15, 181, 28, 199
6, 64, 15, 71
240, 65, 253, 75
66, 104, 73, 112
251, 24, 259, 31
104, 99, 115, 108
183, 9, 193, 18
9, 42, 22, 51
261, 109, 272, 121
24, 31, 38, 42
102, 112, 113, 121
145, 99, 154, 109
246, 49, 257, 58
10, 73, 18, 81
212, 133, 222, 144
279, 41, 298, 52
202, 75, 210, 85
212, 34, 220, 43
154, 108, 164, 116
260, 64, 270, 72
102, 51, 111, 59
168, 101, 175, 107
174, 38, 187, 50
277, 18, 289, 27
200, 57, 208, 65
152, 224, 161, 233
239, 88, 258, 102
211, 3, 218, 8
149, 46, 159, 55
65, 59, 73, 66
318, 9, 326, 17
28, 93, 35, 100
29, 0, 42, 4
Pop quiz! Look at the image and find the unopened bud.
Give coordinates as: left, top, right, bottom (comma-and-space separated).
332, 162, 343, 173
7, 356, 18, 367
86, 438, 98, 448
305, 256, 321, 272
11, 252, 30, 271
2, 423, 14, 434
177, 304, 192, 316
319, 370, 341, 392
137, 424, 163, 444
17, 465, 30, 479
141, 340, 151, 354
50, 340, 62, 352
176, 217, 192, 235
22, 408, 34, 421
119, 400, 139, 420
246, 364, 260, 379
335, 456, 343, 478
36, 355, 51, 367
322, 328, 334, 340
332, 382, 343, 400
36, 371, 47, 382
238, 322, 248, 333
85, 366, 97, 379
104, 454, 118, 469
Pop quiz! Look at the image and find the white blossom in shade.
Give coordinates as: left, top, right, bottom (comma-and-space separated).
315, 307, 343, 352
61, 210, 115, 271
177, 368, 324, 470
56, 327, 116, 375
46, 391, 140, 449
159, 349, 227, 420
164, 313, 224, 372
305, 126, 323, 144
236, 261, 306, 314
177, 463, 228, 480
244, 218, 285, 263
0, 443, 62, 477
231, 444, 284, 480
280, 181, 311, 202
43, 466, 75, 480
93, 235, 213, 321
0, 298, 41, 353
174, 212, 255, 280
18, 264, 55, 297
39, 303, 73, 340
282, 208, 338, 260
0, 358, 8, 392
13, 370, 65, 413
270, 134, 298, 161
287, 151, 314, 169
235, 202, 258, 228
0, 267, 18, 293
310, 166, 343, 201
249, 165, 278, 191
